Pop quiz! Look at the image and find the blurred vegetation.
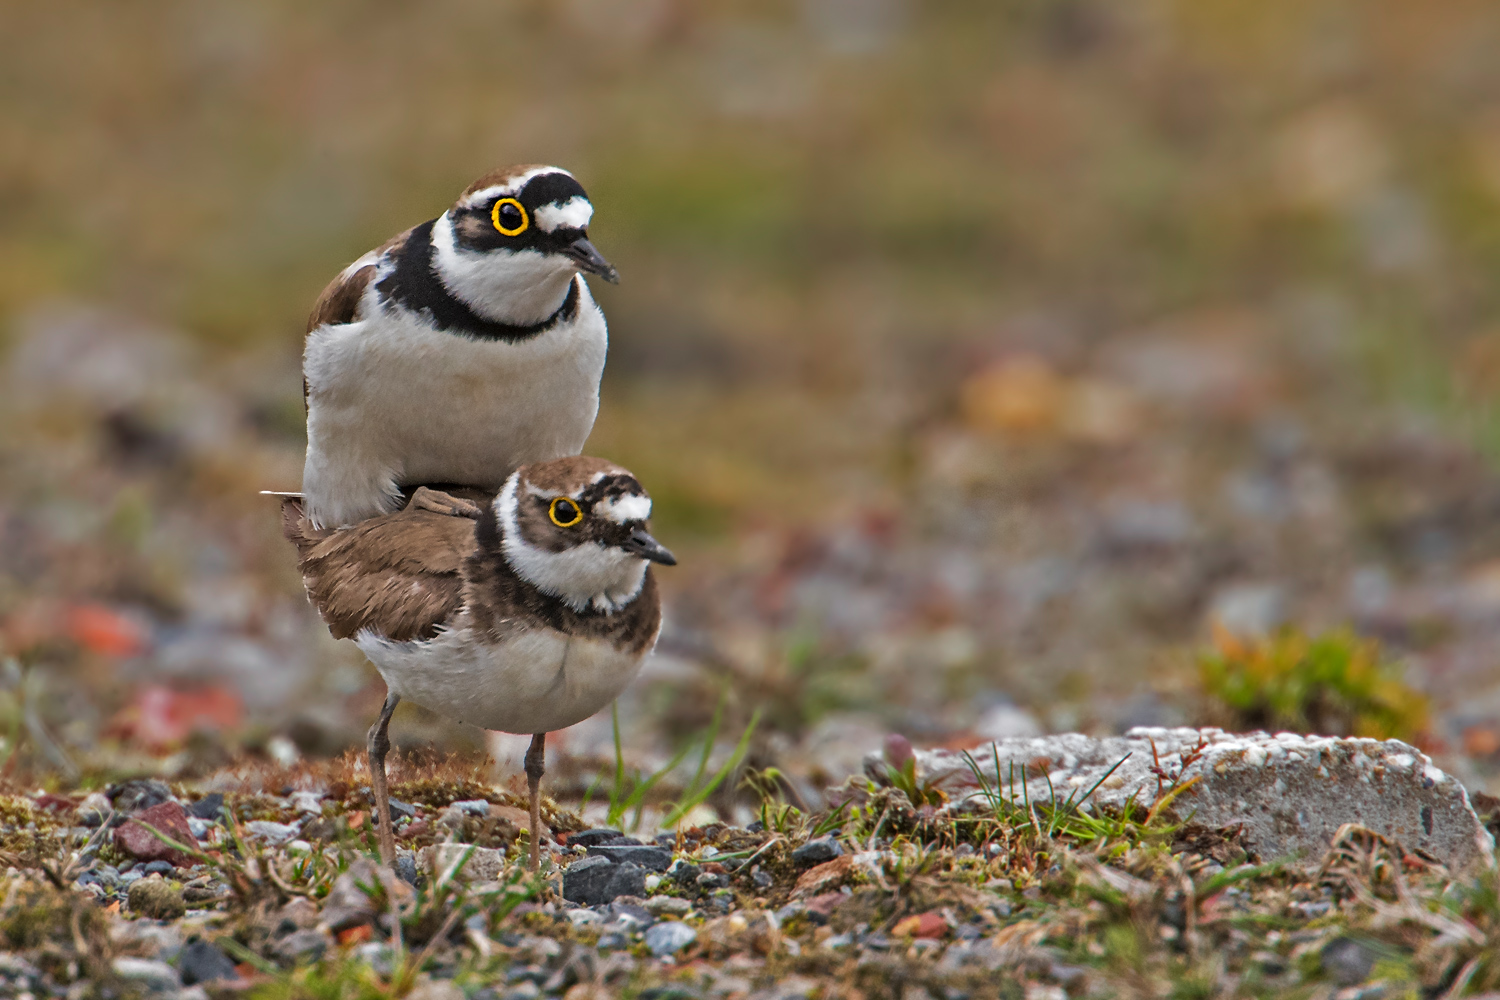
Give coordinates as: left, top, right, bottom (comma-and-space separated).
1198, 626, 1431, 743
5, 0, 1500, 527
5, 0, 1500, 765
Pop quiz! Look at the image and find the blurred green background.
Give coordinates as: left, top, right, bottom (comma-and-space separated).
5, 0, 1500, 791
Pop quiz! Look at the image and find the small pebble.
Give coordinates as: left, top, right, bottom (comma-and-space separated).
187, 793, 225, 820
290, 791, 325, 815
644, 921, 697, 957
645, 895, 693, 917
791, 838, 843, 867
246, 820, 299, 845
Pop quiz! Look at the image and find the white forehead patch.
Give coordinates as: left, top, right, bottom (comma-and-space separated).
456, 166, 573, 210
596, 493, 651, 524
533, 197, 594, 233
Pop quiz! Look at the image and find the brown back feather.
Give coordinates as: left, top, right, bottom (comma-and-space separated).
281, 497, 474, 642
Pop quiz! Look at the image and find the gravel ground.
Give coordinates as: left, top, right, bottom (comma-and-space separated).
4, 757, 1500, 998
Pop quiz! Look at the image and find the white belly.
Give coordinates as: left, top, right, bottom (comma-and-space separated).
356, 626, 645, 735
302, 288, 607, 527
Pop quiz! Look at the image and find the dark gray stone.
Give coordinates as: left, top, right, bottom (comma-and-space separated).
562, 857, 647, 906
142, 860, 174, 876
187, 793, 225, 820
609, 901, 654, 929
388, 798, 416, 819
586, 843, 672, 871
792, 838, 843, 866
394, 855, 418, 886
568, 828, 625, 847
178, 938, 238, 985
669, 862, 700, 886
107, 779, 173, 815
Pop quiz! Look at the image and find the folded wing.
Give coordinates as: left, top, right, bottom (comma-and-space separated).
281, 492, 475, 642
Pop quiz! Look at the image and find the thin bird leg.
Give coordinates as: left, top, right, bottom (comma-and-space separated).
525, 733, 547, 871
367, 692, 401, 867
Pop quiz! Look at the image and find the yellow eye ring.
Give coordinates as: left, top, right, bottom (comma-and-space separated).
548, 497, 583, 528
491, 197, 529, 236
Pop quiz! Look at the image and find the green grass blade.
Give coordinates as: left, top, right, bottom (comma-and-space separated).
662, 709, 760, 829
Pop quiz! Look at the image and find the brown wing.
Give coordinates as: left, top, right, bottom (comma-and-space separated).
304, 226, 415, 335
281, 493, 477, 642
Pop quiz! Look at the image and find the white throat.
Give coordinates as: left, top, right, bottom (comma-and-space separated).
430, 212, 579, 326
494, 474, 648, 613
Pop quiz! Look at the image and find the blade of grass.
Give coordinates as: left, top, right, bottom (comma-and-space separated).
662, 709, 760, 829
623, 741, 696, 832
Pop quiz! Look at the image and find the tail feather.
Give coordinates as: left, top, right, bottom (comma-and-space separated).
280, 497, 327, 553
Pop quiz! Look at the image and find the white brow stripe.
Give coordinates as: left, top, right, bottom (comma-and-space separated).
597, 493, 651, 524
456, 166, 574, 209
534, 197, 594, 233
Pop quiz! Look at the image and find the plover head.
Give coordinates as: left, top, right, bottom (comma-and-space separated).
487, 455, 674, 614
430, 165, 618, 325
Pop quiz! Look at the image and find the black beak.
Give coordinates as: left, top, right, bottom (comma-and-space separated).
622, 527, 675, 566
563, 236, 619, 284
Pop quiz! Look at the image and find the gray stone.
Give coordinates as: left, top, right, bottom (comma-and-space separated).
645, 895, 693, 917
562, 856, 647, 905
107, 779, 174, 815
791, 838, 843, 866
290, 791, 325, 815
274, 928, 332, 965
318, 860, 381, 932
866, 727, 1496, 872
179, 938, 239, 985
452, 799, 491, 816
77, 791, 112, 826
644, 921, 697, 957
568, 828, 624, 847
111, 957, 181, 994
187, 793, 224, 820
246, 820, 299, 845
609, 901, 654, 929
423, 844, 507, 882
586, 843, 673, 871
1321, 936, 1378, 986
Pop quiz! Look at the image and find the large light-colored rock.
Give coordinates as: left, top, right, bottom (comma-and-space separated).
865, 727, 1495, 872
421, 844, 508, 882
